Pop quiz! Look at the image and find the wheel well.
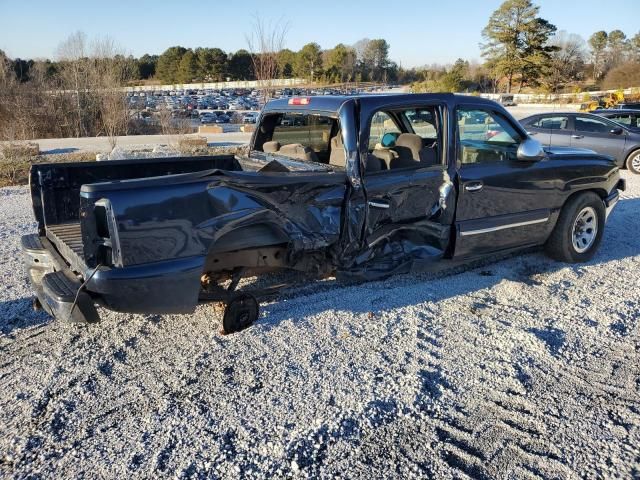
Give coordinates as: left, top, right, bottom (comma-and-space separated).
562, 188, 607, 210
625, 148, 640, 168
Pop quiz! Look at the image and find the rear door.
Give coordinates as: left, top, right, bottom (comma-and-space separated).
522, 115, 552, 145
360, 102, 453, 256
571, 114, 627, 164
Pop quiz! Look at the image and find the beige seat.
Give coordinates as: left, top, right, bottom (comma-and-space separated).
278, 143, 319, 163
329, 135, 346, 167
262, 140, 280, 153
391, 133, 437, 169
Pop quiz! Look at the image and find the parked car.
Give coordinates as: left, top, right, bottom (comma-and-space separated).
200, 113, 217, 124
520, 112, 640, 174
242, 112, 259, 123
22, 94, 624, 334
498, 94, 516, 106
593, 109, 640, 130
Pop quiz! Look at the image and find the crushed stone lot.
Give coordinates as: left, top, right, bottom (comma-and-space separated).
1, 174, 639, 479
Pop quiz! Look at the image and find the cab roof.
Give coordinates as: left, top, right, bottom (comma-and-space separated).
262, 93, 501, 114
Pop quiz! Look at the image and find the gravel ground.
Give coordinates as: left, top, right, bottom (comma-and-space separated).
0, 173, 639, 479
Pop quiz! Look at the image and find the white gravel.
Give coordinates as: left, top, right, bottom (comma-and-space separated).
0, 173, 639, 479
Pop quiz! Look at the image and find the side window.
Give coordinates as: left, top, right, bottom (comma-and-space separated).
608, 114, 632, 126
532, 116, 569, 130
457, 108, 521, 165
574, 116, 612, 134
403, 109, 437, 139
368, 111, 400, 149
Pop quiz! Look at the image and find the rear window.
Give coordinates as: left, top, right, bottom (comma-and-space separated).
271, 113, 335, 153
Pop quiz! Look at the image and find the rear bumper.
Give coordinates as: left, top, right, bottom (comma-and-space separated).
21, 234, 99, 323
22, 234, 205, 321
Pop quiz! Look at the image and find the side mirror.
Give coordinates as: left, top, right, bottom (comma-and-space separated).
517, 137, 545, 162
610, 127, 623, 135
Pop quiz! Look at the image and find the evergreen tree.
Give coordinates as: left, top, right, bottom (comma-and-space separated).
481, 0, 556, 92
588, 31, 608, 79
156, 46, 187, 83
228, 50, 254, 80
296, 43, 322, 81
177, 50, 198, 83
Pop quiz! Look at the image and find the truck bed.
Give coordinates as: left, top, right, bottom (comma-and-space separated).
30, 155, 241, 270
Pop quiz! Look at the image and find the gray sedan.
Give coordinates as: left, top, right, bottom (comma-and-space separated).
520, 112, 640, 174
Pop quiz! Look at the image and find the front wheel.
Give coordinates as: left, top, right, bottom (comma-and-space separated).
626, 149, 640, 174
544, 192, 605, 263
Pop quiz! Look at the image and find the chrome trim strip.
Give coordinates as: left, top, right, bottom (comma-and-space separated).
460, 217, 549, 236
368, 201, 390, 209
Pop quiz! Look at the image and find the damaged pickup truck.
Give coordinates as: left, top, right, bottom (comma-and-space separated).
22, 94, 625, 332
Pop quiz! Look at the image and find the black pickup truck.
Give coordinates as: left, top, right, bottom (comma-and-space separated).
22, 94, 625, 332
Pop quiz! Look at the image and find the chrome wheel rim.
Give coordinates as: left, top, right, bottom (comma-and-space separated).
572, 206, 598, 253
632, 153, 640, 172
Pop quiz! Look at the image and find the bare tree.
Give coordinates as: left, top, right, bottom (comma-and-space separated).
56, 31, 91, 138
546, 31, 587, 93
56, 33, 131, 147
245, 16, 289, 100
90, 38, 133, 149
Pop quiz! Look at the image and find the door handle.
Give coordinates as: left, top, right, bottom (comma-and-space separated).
368, 201, 390, 209
571, 135, 584, 139
464, 181, 483, 192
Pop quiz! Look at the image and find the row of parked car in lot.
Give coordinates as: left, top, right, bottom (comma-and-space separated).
520, 105, 640, 174
127, 86, 377, 127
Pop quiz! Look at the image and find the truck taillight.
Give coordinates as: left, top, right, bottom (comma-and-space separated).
288, 97, 311, 105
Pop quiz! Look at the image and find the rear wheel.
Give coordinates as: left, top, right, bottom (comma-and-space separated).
626, 149, 640, 174
544, 192, 605, 263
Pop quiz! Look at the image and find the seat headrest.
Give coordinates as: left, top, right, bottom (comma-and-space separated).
263, 140, 280, 153
278, 143, 319, 163
329, 134, 346, 167
395, 133, 423, 161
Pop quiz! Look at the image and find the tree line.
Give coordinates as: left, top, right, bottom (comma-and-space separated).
4, 38, 396, 86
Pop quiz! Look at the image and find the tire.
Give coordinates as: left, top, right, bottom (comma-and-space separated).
544, 192, 605, 263
625, 149, 640, 174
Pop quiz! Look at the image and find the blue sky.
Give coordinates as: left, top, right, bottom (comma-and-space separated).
0, 0, 638, 67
